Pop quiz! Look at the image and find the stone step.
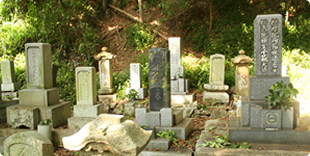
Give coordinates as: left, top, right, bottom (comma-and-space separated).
145, 138, 171, 150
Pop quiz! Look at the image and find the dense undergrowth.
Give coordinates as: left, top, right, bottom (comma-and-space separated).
0, 0, 309, 105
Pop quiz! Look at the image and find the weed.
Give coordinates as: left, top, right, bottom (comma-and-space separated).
157, 129, 179, 147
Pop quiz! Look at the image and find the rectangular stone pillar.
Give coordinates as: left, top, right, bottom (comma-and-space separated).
210, 54, 225, 85
1, 61, 20, 96
169, 37, 182, 79
148, 48, 170, 111
126, 63, 147, 99
98, 59, 115, 94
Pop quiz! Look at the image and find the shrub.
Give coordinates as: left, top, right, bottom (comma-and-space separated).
124, 23, 154, 52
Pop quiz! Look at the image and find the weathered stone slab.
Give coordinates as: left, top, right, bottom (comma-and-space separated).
1, 61, 20, 91
169, 37, 182, 79
25, 43, 53, 89
145, 138, 171, 150
68, 117, 96, 131
171, 93, 196, 106
6, 105, 39, 129
76, 67, 97, 105
74, 103, 108, 117
160, 108, 173, 127
210, 109, 227, 119
203, 91, 229, 105
98, 59, 115, 94
4, 131, 53, 156
130, 63, 142, 88
254, 14, 282, 76
148, 48, 170, 111
250, 76, 289, 100
63, 114, 152, 155
282, 107, 294, 129
209, 54, 225, 85
98, 94, 116, 102
171, 80, 179, 92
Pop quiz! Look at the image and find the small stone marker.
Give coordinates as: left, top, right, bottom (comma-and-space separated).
148, 47, 170, 111
254, 14, 282, 76
126, 63, 147, 99
4, 131, 53, 156
210, 54, 225, 85
95, 47, 115, 94
1, 61, 20, 93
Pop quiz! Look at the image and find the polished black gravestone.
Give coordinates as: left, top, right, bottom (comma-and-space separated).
148, 48, 170, 111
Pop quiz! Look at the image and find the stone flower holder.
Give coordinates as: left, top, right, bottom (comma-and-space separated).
37, 119, 52, 141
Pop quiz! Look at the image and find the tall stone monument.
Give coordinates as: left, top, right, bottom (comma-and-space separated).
203, 54, 229, 105
68, 67, 109, 130
1, 61, 20, 98
7, 43, 71, 129
168, 37, 195, 105
148, 47, 171, 111
250, 14, 289, 100
135, 47, 192, 143
95, 47, 117, 102
126, 63, 147, 99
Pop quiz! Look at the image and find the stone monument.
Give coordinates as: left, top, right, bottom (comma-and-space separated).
1, 61, 20, 98
135, 48, 192, 150
67, 67, 109, 130
229, 14, 303, 144
232, 50, 253, 100
95, 47, 117, 102
168, 37, 196, 106
203, 54, 229, 105
126, 63, 147, 99
6, 43, 71, 129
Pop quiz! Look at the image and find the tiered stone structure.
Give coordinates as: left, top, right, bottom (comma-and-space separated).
169, 37, 195, 105
6, 43, 71, 129
203, 54, 229, 105
95, 47, 117, 102
135, 48, 192, 149
229, 14, 302, 144
67, 67, 109, 130
126, 63, 147, 99
1, 61, 20, 98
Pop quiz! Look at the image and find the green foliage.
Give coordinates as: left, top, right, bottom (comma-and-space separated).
56, 63, 76, 106
198, 103, 207, 111
113, 70, 130, 100
265, 81, 299, 110
126, 89, 138, 100
124, 23, 154, 52
157, 129, 179, 147
201, 134, 250, 149
39, 119, 52, 125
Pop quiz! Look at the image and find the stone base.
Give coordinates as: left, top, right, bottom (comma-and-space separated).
67, 117, 96, 131
73, 103, 109, 117
1, 82, 20, 92
19, 88, 60, 107
171, 93, 195, 105
156, 118, 192, 140
0, 100, 19, 123
98, 94, 117, 102
2, 92, 18, 99
98, 88, 115, 94
229, 117, 310, 144
203, 91, 229, 105
126, 88, 147, 100
7, 101, 71, 129
145, 138, 171, 150
135, 108, 161, 127
250, 76, 289, 101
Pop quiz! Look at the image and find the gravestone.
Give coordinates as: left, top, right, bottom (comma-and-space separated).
7, 43, 71, 129
1, 61, 20, 98
126, 63, 147, 99
168, 37, 195, 106
4, 131, 53, 156
203, 54, 229, 105
250, 14, 289, 100
148, 47, 170, 111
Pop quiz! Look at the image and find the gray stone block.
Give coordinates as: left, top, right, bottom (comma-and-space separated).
171, 93, 195, 105
7, 105, 40, 129
160, 108, 173, 127
241, 100, 265, 127
282, 107, 294, 129
203, 91, 229, 104
145, 138, 171, 150
249, 76, 289, 101
139, 150, 192, 156
171, 91, 187, 95
98, 94, 117, 102
0, 100, 18, 123
74, 103, 108, 117
262, 109, 282, 130
1, 92, 17, 99
19, 88, 60, 107
250, 104, 263, 129
171, 80, 179, 92
68, 117, 96, 131
173, 109, 183, 125
178, 78, 185, 92
1, 83, 20, 92
4, 131, 53, 156
156, 118, 192, 140
210, 109, 227, 119
148, 112, 161, 127
124, 101, 135, 115
135, 108, 161, 127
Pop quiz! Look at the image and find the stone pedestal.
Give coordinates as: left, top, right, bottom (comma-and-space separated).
203, 54, 229, 105
6, 43, 71, 129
